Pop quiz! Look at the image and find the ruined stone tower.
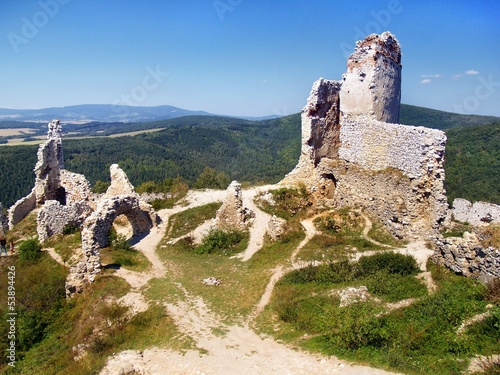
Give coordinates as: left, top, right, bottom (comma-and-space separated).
282, 32, 448, 241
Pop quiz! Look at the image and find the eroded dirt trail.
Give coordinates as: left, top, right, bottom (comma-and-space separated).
100, 187, 403, 375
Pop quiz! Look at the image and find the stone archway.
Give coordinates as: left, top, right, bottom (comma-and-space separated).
85, 196, 156, 249
66, 195, 158, 296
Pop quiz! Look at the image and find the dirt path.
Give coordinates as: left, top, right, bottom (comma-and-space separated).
249, 216, 320, 322
44, 247, 66, 267
356, 210, 392, 249
100, 188, 404, 375
237, 185, 275, 261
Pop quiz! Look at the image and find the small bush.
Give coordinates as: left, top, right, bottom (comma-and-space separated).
112, 234, 132, 251
62, 223, 79, 235
195, 229, 245, 255
486, 277, 500, 302
18, 238, 42, 262
328, 303, 389, 350
268, 186, 312, 218
281, 261, 354, 285
356, 252, 419, 277
365, 272, 427, 302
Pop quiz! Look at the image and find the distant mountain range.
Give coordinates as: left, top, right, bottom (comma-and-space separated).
0, 104, 280, 123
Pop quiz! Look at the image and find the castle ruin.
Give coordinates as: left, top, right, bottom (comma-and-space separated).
282, 32, 448, 241
7, 120, 158, 295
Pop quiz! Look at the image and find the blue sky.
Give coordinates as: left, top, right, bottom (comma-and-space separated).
1, 0, 499, 117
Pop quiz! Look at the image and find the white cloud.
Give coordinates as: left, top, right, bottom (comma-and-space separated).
420, 79, 432, 84
452, 74, 463, 80
421, 74, 441, 78
465, 69, 479, 75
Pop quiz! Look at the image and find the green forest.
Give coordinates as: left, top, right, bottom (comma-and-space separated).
0, 113, 499, 208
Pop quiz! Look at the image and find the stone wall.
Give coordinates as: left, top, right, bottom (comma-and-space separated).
37, 200, 92, 242
452, 198, 500, 225
340, 32, 401, 123
65, 164, 159, 296
213, 181, 254, 231
338, 116, 446, 179
8, 120, 65, 227
281, 31, 448, 240
33, 120, 64, 204
60, 170, 92, 206
8, 189, 37, 227
433, 232, 500, 281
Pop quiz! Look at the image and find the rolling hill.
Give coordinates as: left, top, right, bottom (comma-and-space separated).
0, 106, 499, 208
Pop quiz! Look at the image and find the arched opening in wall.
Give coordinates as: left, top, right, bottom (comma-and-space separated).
55, 186, 67, 205
113, 214, 134, 242
321, 173, 337, 199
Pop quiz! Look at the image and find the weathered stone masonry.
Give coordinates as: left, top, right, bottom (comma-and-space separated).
6, 120, 158, 295
282, 32, 448, 240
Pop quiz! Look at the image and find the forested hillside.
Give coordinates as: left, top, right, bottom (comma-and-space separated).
0, 115, 301, 207
444, 123, 500, 204
399, 104, 500, 129
0, 114, 498, 208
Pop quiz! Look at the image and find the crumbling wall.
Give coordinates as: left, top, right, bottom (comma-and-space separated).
433, 232, 500, 281
105, 164, 137, 197
65, 165, 158, 296
33, 119, 64, 204
452, 198, 500, 225
281, 31, 448, 240
8, 189, 37, 228
266, 215, 287, 241
340, 32, 401, 123
8, 119, 65, 227
213, 181, 254, 231
37, 201, 92, 242
60, 170, 92, 206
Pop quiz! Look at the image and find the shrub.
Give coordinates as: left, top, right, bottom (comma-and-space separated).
195, 229, 245, 255
18, 238, 42, 262
111, 234, 132, 251
365, 272, 427, 302
268, 186, 312, 218
356, 252, 419, 277
328, 303, 389, 350
486, 277, 500, 302
62, 223, 79, 235
280, 261, 354, 285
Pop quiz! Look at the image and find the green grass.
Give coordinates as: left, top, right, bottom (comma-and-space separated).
166, 202, 221, 239
256, 185, 314, 220
151, 222, 305, 323
44, 231, 82, 263
100, 246, 151, 272
260, 257, 497, 375
441, 221, 473, 238
367, 219, 406, 247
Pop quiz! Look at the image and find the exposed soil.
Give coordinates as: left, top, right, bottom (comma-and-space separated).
60, 186, 426, 374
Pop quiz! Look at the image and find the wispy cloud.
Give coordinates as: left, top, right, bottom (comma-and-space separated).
452, 74, 463, 80
465, 69, 479, 75
421, 74, 442, 78
420, 79, 432, 84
